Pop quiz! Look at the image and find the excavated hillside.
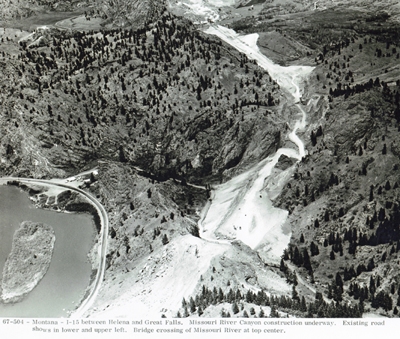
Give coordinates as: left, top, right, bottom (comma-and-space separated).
155, 3, 400, 319
76, 161, 293, 318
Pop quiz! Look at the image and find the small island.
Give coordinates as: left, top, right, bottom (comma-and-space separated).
1, 221, 55, 303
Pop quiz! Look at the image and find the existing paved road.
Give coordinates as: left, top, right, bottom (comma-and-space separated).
1, 177, 109, 318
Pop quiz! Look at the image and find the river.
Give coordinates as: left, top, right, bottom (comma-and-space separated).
0, 185, 96, 317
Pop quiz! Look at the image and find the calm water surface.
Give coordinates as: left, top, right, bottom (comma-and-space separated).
0, 185, 96, 317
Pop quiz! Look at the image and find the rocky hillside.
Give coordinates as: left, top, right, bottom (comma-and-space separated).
272, 16, 400, 317
0, 6, 300, 319
163, 4, 400, 319
0, 14, 287, 185
93, 0, 166, 27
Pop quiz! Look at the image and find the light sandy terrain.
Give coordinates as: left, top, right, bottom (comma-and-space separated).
198, 26, 313, 265
180, 1, 220, 22
54, 16, 104, 31
208, 0, 237, 6
204, 25, 314, 102
86, 235, 229, 318
200, 143, 303, 264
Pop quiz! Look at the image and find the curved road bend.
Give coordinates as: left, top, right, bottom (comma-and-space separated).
2, 177, 109, 318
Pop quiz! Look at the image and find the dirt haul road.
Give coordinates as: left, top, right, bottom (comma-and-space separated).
198, 104, 309, 262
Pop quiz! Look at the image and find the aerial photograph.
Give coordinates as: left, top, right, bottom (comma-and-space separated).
0, 0, 400, 322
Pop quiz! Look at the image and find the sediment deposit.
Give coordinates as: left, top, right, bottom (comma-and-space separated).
1, 221, 55, 303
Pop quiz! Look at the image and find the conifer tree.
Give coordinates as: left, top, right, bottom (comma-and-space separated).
280, 258, 287, 273
197, 305, 203, 316
310, 241, 320, 256
232, 302, 239, 314
293, 272, 298, 286
335, 272, 343, 292
184, 306, 189, 317
292, 285, 300, 301
270, 305, 279, 318
303, 248, 312, 272
219, 288, 224, 303
369, 276, 376, 295
300, 296, 307, 312
189, 297, 196, 313
162, 234, 169, 245
324, 210, 330, 222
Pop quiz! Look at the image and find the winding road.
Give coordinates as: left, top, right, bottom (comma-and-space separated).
1, 177, 109, 318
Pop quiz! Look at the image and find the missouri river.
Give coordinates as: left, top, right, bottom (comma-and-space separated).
0, 185, 96, 317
